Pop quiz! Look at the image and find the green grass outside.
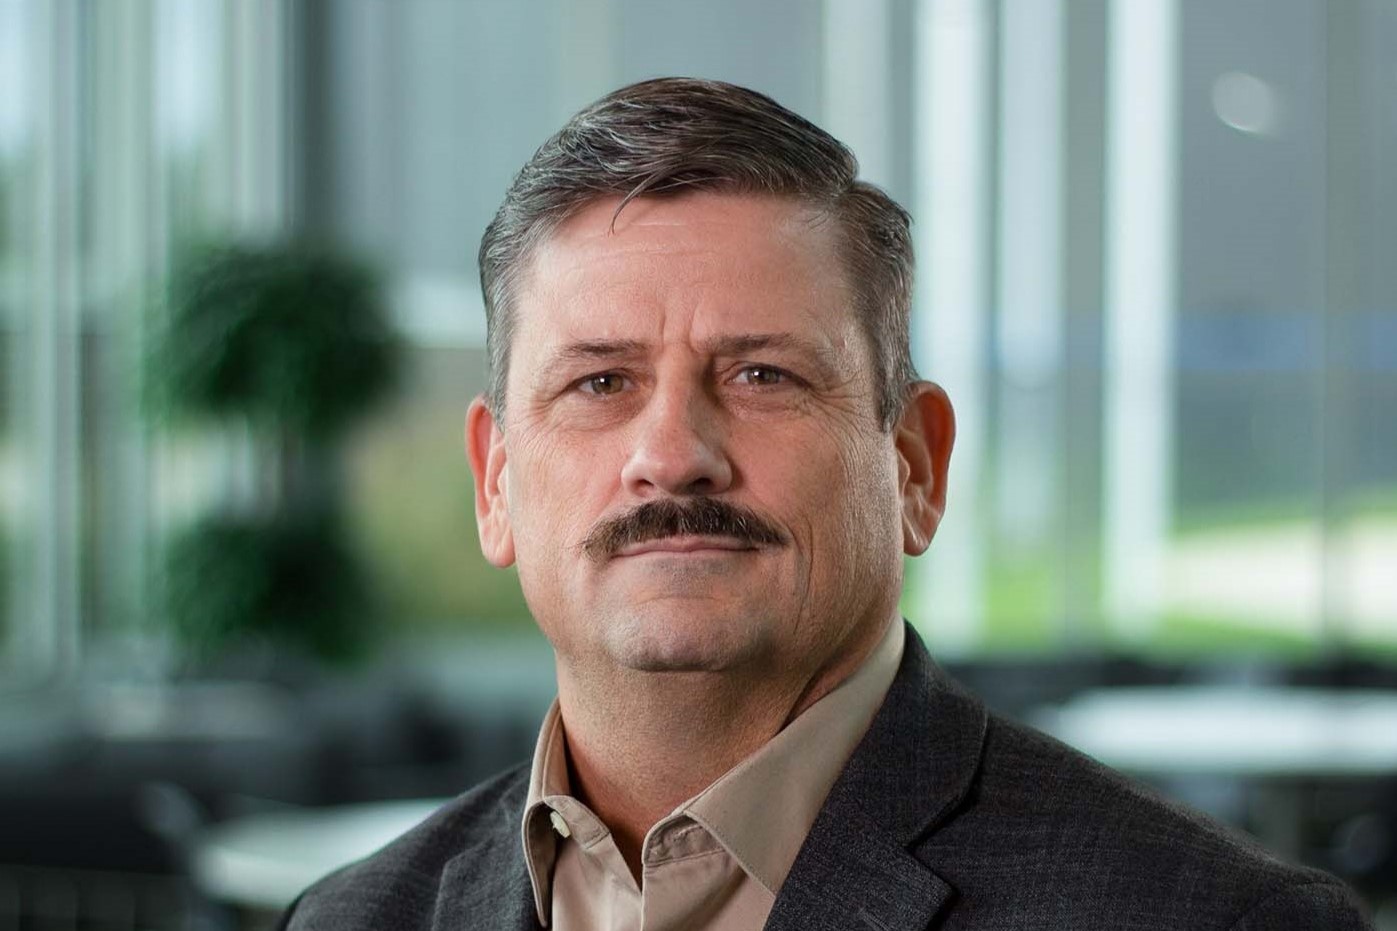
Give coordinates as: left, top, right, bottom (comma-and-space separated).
902, 495, 1397, 659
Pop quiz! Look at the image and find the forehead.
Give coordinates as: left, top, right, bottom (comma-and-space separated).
511, 193, 855, 347
536, 192, 836, 271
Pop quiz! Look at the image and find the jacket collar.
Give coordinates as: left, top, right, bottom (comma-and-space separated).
430, 622, 986, 931
433, 772, 541, 931
764, 622, 988, 931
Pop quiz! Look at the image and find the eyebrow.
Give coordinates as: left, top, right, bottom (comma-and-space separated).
548, 338, 650, 363
701, 332, 832, 361
540, 332, 844, 380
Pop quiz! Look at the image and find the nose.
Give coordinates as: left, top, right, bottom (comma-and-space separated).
620, 382, 733, 497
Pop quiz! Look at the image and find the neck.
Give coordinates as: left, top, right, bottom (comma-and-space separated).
553, 614, 893, 878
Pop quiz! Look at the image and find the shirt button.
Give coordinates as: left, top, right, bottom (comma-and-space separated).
549, 810, 572, 838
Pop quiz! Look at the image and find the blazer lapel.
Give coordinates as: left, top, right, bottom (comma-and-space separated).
763, 796, 955, 931
765, 623, 988, 931
431, 784, 541, 931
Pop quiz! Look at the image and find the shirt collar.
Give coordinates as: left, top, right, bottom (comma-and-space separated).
681, 617, 904, 893
521, 697, 569, 925
519, 618, 905, 919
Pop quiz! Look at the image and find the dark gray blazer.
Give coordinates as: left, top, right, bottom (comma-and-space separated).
280, 625, 1374, 929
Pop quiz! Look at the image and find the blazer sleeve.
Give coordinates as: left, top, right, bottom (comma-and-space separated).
1228, 881, 1374, 931
274, 894, 301, 931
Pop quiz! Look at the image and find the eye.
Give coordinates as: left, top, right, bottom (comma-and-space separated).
734, 365, 788, 387
578, 373, 627, 396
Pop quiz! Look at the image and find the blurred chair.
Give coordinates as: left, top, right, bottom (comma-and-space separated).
136, 781, 235, 931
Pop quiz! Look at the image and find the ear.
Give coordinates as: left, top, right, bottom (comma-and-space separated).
466, 395, 516, 567
895, 381, 955, 556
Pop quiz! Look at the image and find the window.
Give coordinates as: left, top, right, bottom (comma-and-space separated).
5, 0, 1394, 680
1, 0, 291, 684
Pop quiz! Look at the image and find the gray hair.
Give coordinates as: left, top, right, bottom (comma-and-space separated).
478, 77, 917, 429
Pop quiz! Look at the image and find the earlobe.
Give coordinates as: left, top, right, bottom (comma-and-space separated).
895, 382, 955, 556
466, 396, 516, 567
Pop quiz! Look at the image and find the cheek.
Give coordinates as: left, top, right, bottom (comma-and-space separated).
815, 432, 903, 563
747, 424, 900, 547
506, 431, 623, 562
510, 471, 587, 555
816, 419, 899, 508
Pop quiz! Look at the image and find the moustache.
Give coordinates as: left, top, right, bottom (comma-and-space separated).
580, 497, 787, 562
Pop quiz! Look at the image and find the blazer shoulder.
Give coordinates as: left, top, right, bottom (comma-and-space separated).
923, 712, 1370, 927
1227, 879, 1374, 930
280, 762, 531, 930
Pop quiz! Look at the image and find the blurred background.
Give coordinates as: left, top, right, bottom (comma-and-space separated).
2, 0, 1396, 927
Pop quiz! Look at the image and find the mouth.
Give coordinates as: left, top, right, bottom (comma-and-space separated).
613, 535, 761, 558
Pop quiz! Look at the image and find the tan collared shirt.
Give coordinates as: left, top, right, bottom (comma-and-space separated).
521, 619, 905, 930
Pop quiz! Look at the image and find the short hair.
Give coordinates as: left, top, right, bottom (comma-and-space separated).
478, 77, 917, 429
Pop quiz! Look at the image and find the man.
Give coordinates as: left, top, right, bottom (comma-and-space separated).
280, 78, 1372, 929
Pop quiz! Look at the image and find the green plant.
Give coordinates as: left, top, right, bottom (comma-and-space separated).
152, 242, 398, 439
164, 510, 375, 663
149, 240, 400, 665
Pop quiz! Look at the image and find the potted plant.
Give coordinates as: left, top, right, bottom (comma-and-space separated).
148, 241, 400, 668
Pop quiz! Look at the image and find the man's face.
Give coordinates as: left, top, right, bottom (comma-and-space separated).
472, 193, 920, 681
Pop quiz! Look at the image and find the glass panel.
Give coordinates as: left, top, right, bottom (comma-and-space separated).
5, 0, 1395, 678
344, 345, 532, 632
0, 0, 31, 673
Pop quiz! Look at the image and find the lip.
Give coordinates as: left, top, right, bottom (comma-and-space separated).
614, 536, 759, 558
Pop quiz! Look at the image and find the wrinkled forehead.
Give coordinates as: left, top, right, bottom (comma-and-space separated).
510, 193, 855, 343
535, 192, 832, 260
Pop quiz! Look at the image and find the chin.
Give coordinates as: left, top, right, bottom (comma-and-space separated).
602, 605, 770, 673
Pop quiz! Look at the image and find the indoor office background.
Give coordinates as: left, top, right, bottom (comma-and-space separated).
2, 0, 1395, 928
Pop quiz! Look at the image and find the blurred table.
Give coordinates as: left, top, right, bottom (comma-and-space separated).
1037, 687, 1397, 777
193, 797, 448, 911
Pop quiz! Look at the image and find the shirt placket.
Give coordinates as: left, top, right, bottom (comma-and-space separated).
547, 797, 642, 931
